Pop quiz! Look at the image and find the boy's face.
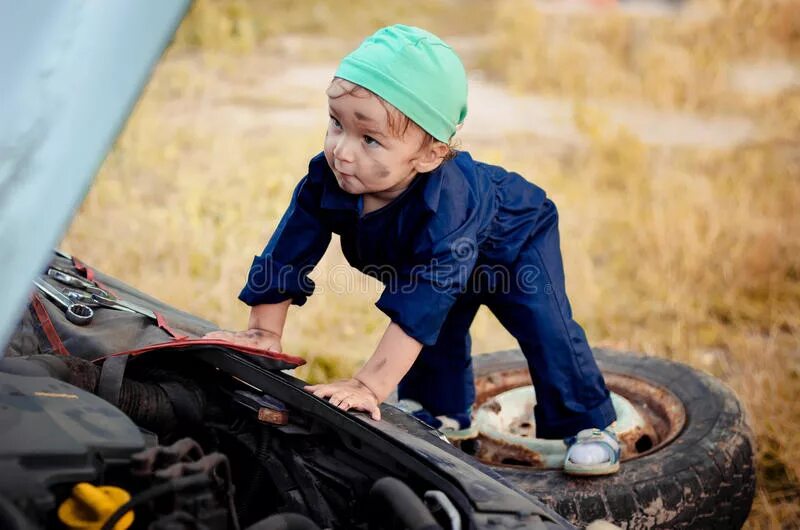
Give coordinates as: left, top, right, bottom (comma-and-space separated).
324, 79, 444, 197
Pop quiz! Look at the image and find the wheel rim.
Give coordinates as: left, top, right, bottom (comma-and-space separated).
472, 369, 686, 468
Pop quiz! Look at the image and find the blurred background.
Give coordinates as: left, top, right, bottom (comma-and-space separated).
60, 0, 799, 527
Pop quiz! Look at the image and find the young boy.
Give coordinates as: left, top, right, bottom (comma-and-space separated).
207, 24, 620, 475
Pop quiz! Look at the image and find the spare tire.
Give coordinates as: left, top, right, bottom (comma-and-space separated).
471, 348, 756, 529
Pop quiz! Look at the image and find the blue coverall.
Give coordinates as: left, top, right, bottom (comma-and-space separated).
239, 151, 616, 439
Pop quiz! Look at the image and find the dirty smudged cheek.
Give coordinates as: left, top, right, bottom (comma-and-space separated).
371, 158, 390, 180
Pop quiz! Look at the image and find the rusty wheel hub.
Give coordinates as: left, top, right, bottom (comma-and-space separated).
472, 370, 686, 469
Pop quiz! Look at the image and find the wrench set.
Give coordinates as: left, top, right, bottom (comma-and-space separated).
33, 266, 157, 326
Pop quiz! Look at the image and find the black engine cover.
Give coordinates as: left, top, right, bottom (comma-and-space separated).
0, 371, 144, 519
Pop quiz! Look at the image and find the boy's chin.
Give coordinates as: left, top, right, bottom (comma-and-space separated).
336, 175, 364, 195
335, 177, 360, 194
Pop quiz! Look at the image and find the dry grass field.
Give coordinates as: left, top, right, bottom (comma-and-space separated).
62, 0, 799, 527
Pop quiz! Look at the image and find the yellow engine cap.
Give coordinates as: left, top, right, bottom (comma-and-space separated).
58, 482, 134, 530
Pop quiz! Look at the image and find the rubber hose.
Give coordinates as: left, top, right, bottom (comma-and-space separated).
117, 377, 178, 432
236, 430, 272, 521
245, 513, 321, 530
368, 477, 442, 530
100, 474, 210, 530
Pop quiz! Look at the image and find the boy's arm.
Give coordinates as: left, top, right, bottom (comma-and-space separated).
204, 299, 291, 351
304, 322, 422, 420
355, 322, 423, 402
240, 156, 333, 309
248, 299, 292, 337
210, 156, 332, 348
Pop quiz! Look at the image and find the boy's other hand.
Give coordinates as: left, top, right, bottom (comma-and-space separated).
202, 328, 282, 353
304, 378, 381, 421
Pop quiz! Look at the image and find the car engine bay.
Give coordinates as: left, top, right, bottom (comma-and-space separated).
0, 351, 479, 530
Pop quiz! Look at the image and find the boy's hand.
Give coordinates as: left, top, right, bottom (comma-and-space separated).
304, 378, 381, 421
202, 328, 282, 353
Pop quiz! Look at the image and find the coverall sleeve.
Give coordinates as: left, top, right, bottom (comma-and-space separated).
375, 195, 481, 346
238, 169, 332, 307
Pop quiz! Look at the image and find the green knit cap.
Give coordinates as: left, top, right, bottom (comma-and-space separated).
334, 24, 468, 142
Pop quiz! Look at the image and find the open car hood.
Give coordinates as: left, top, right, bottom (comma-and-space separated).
0, 0, 190, 356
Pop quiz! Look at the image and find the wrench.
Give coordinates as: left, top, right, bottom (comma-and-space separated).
33, 278, 94, 326
64, 289, 157, 322
47, 268, 109, 297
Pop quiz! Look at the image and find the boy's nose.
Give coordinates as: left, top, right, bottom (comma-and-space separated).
333, 136, 356, 163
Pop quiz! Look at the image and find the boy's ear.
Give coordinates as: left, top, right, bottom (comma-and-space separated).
413, 141, 450, 173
